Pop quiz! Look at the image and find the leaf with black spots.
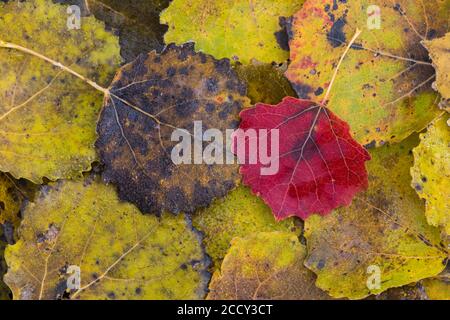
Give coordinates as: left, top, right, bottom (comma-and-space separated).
0, 0, 121, 183
96, 43, 250, 214
286, 0, 448, 146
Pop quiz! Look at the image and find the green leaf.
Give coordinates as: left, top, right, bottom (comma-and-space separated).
411, 115, 450, 235
193, 186, 299, 267
161, 0, 305, 64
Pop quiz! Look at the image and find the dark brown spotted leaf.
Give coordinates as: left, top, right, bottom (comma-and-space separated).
96, 43, 250, 214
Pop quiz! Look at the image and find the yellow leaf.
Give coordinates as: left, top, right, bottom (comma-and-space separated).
4, 178, 209, 300
286, 0, 447, 146
423, 276, 450, 300
411, 116, 450, 235
0, 0, 121, 183
160, 0, 305, 64
208, 232, 331, 300
193, 186, 299, 267
423, 32, 450, 110
304, 134, 447, 299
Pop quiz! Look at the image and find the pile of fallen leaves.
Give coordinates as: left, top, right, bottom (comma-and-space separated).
0, 0, 448, 300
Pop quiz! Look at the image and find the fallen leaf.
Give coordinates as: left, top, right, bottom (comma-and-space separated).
367, 282, 428, 300
411, 115, 450, 235
286, 0, 447, 146
422, 274, 450, 300
160, 0, 305, 64
0, 0, 121, 183
207, 232, 331, 300
96, 43, 250, 214
423, 32, 450, 110
304, 134, 447, 299
235, 97, 371, 220
193, 186, 299, 267
86, 0, 170, 62
0, 174, 22, 230
235, 62, 297, 105
4, 177, 210, 300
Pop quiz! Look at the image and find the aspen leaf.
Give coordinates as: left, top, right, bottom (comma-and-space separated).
236, 97, 371, 220
0, 0, 121, 183
286, 0, 447, 146
4, 178, 210, 300
160, 0, 305, 64
411, 116, 450, 235
304, 135, 447, 299
96, 43, 250, 214
193, 186, 299, 267
207, 232, 331, 300
423, 32, 450, 111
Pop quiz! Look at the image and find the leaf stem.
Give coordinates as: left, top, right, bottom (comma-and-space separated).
0, 39, 110, 95
321, 29, 362, 105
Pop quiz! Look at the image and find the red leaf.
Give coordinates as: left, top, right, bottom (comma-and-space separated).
233, 97, 371, 220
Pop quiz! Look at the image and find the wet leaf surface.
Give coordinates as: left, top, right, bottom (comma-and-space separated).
423, 32, 450, 110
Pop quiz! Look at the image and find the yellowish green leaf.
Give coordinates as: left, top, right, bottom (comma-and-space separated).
286, 0, 447, 146
423, 32, 450, 110
193, 186, 299, 267
0, 0, 121, 183
304, 134, 447, 299
160, 0, 305, 64
422, 275, 450, 300
411, 116, 450, 235
207, 232, 331, 300
4, 178, 209, 300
